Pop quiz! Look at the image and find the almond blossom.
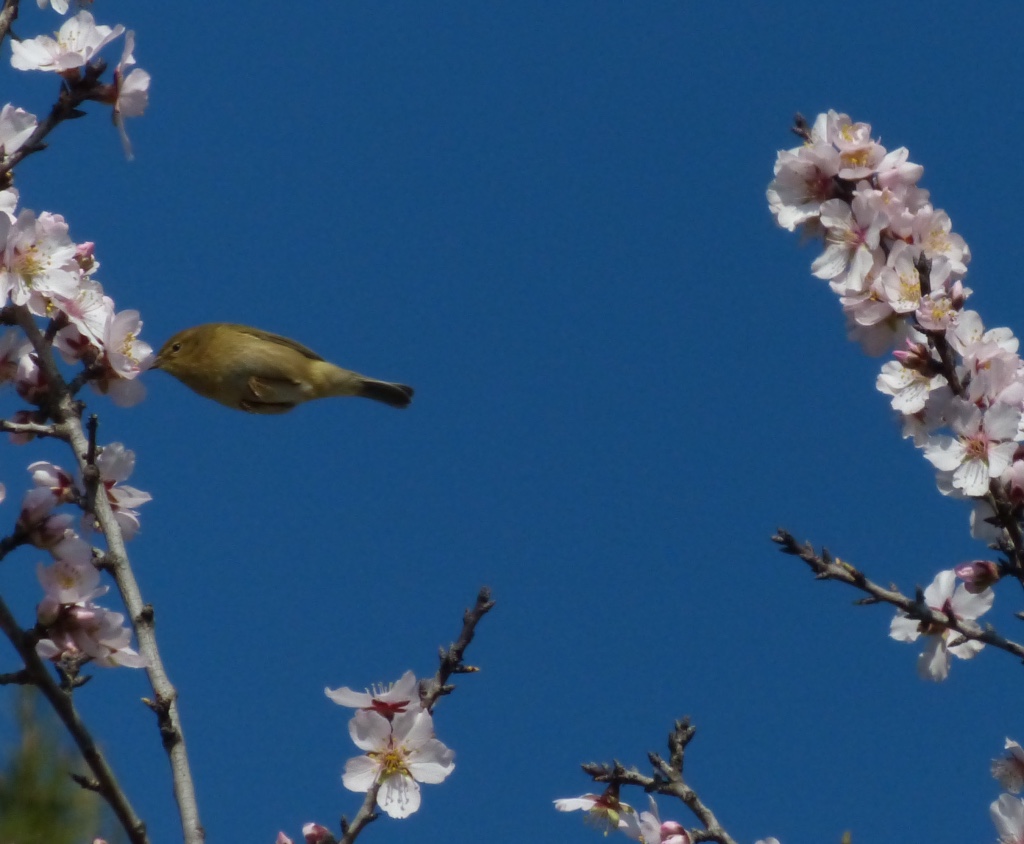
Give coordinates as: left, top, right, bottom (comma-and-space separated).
34, 557, 145, 668
10, 11, 124, 74
92, 442, 151, 539
0, 104, 37, 161
810, 195, 885, 293
342, 708, 454, 819
623, 796, 690, 844
555, 790, 642, 839
876, 358, 946, 415
922, 400, 1020, 497
110, 31, 150, 159
0, 209, 81, 316
889, 569, 993, 681
326, 669, 420, 719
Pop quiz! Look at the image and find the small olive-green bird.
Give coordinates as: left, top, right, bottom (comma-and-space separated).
151, 323, 413, 414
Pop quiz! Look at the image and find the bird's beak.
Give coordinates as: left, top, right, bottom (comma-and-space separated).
148, 352, 163, 371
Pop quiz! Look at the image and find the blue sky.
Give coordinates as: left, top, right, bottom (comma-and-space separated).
2, 2, 1024, 843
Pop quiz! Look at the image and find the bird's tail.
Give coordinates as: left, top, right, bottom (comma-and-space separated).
312, 360, 414, 409
357, 378, 414, 409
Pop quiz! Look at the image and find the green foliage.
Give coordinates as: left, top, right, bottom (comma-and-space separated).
0, 687, 115, 844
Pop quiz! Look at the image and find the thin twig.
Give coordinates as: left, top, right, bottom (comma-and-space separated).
420, 586, 494, 711
0, 417, 62, 439
0, 594, 148, 843
772, 528, 1024, 662
14, 306, 205, 844
0, 66, 109, 178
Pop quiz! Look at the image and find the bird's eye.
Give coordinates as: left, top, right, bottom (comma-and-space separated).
171, 342, 182, 353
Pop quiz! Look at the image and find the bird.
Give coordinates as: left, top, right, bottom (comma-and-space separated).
150, 322, 413, 414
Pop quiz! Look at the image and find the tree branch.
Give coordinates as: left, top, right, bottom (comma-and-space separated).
0, 417, 62, 439
581, 718, 738, 844
419, 586, 494, 711
14, 306, 206, 844
772, 528, 1024, 662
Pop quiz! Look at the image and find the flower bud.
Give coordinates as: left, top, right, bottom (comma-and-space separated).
954, 560, 1000, 593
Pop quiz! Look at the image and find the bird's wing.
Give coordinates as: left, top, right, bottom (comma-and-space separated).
241, 375, 308, 414
233, 325, 326, 361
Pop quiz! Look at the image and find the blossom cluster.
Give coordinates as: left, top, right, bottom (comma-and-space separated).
276, 670, 455, 840
0, 9, 154, 411
767, 112, 1024, 680
0, 194, 153, 408
767, 112, 1023, 510
13, 446, 149, 667
8, 9, 151, 157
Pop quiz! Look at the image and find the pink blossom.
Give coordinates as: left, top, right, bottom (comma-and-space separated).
14, 351, 47, 404
766, 145, 840, 231
37, 557, 104, 608
342, 709, 454, 819
0, 188, 16, 221
912, 207, 970, 278
104, 309, 152, 379
36, 601, 146, 667
0, 329, 30, 383
35, 557, 144, 668
17, 486, 58, 534
624, 796, 691, 844
30, 460, 77, 502
0, 104, 37, 160
555, 791, 641, 839
111, 32, 150, 159
923, 400, 1020, 497
10, 11, 124, 74
326, 669, 420, 719
53, 278, 113, 353
0, 209, 81, 316
876, 359, 946, 415
889, 569, 993, 681
810, 195, 886, 291
90, 443, 151, 539
875, 242, 922, 314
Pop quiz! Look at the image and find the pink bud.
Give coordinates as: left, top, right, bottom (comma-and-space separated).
661, 820, 691, 844
954, 560, 1000, 593
302, 823, 334, 844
